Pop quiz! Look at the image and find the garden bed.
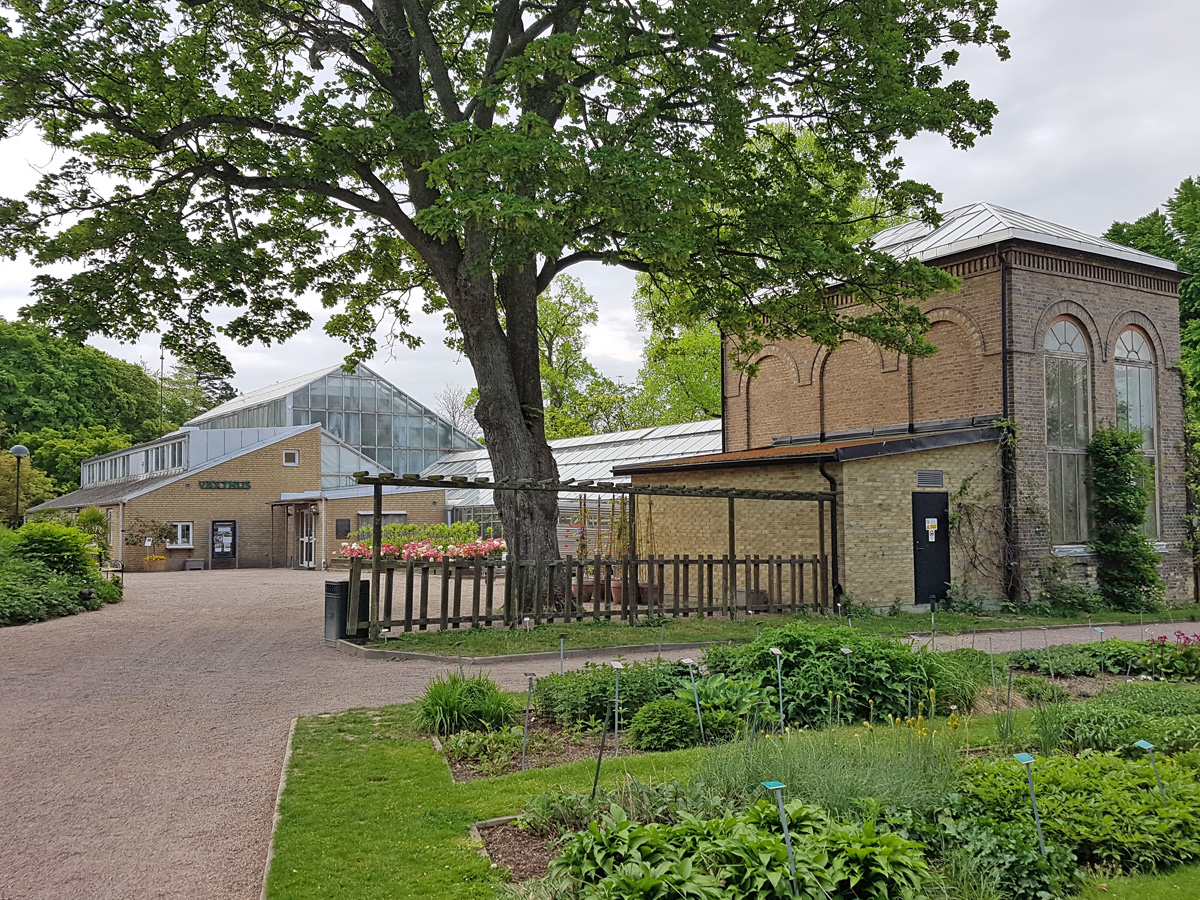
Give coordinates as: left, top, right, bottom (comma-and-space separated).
477, 823, 555, 882
443, 722, 642, 781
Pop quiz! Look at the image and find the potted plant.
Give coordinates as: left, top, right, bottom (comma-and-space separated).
124, 516, 175, 571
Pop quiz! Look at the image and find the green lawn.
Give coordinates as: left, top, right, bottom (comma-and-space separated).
1080, 863, 1200, 899
265, 704, 705, 900
371, 607, 1197, 656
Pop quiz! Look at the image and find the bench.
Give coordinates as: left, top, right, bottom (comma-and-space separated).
183, 559, 205, 571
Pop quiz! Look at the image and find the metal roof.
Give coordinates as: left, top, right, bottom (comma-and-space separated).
424, 418, 723, 506
870, 202, 1179, 272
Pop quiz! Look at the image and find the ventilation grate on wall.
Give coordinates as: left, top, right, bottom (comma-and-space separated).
916, 469, 944, 488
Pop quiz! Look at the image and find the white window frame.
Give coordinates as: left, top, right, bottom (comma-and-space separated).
167, 522, 194, 549
282, 449, 300, 467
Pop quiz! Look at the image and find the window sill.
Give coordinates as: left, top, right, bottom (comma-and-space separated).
166, 544, 194, 550
1051, 545, 1092, 557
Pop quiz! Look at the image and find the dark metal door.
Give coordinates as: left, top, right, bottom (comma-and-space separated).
912, 492, 950, 606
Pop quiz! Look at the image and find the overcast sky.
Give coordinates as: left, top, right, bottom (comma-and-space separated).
1, 0, 1197, 411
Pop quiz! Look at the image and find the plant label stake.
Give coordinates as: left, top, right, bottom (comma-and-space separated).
521, 673, 536, 771
683, 658, 705, 744
762, 781, 799, 896
658, 622, 665, 659
559, 632, 568, 676
841, 647, 853, 696
847, 613, 852, 628
1041, 627, 1055, 683
989, 636, 998, 709
1136, 740, 1167, 800
1019, 617, 1025, 650
972, 619, 979, 650
1095, 627, 1106, 691
611, 661, 625, 756
770, 647, 784, 727
930, 607, 936, 651
591, 700, 615, 801
1004, 667, 1014, 741
1014, 753, 1047, 858
457, 642, 464, 679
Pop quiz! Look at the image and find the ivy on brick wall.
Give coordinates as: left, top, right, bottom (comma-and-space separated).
1087, 426, 1164, 610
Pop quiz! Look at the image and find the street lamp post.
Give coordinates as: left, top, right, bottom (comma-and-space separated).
8, 444, 30, 527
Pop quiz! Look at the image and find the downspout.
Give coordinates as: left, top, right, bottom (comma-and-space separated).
719, 330, 728, 454
320, 497, 327, 570
818, 459, 842, 600
999, 247, 1018, 603
118, 501, 125, 566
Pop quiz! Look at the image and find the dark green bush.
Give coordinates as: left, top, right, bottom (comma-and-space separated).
628, 698, 701, 752
702, 624, 972, 727
1010, 638, 1148, 678
701, 708, 741, 743
415, 672, 516, 735
0, 555, 118, 626
12, 521, 98, 579
532, 659, 687, 727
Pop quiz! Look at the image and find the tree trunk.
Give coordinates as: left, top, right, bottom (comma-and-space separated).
447, 266, 560, 615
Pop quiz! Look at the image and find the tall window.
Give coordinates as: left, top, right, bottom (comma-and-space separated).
1115, 329, 1158, 538
1045, 320, 1090, 544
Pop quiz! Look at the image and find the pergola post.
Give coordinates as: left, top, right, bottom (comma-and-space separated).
369, 480, 383, 642
728, 497, 737, 613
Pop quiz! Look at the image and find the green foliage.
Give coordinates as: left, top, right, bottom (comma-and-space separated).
441, 727, 523, 777
1035, 556, 1101, 613
1010, 638, 1149, 677
12, 521, 99, 579
414, 673, 516, 736
673, 673, 773, 717
533, 660, 688, 728
1144, 634, 1200, 682
956, 752, 1200, 874
703, 623, 972, 726
520, 778, 732, 838
1036, 687, 1200, 755
628, 699, 702, 752
0, 318, 165, 443
1087, 427, 1164, 610
17, 425, 132, 493
700, 709, 742, 743
0, 451, 55, 526
696, 728, 958, 818
348, 520, 481, 549
552, 801, 930, 900
1012, 674, 1070, 705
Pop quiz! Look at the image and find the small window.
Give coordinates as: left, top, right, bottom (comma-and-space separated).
283, 449, 300, 466
335, 518, 352, 539
168, 522, 194, 549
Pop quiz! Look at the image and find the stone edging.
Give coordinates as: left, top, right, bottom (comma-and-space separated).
904, 619, 1174, 639
259, 717, 298, 900
334, 639, 721, 665
468, 815, 520, 860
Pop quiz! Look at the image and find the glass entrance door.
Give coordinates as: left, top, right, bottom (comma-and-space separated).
298, 509, 316, 569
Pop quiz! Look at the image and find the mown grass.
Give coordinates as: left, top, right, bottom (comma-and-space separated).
370, 607, 1197, 656
1079, 862, 1200, 899
265, 704, 704, 900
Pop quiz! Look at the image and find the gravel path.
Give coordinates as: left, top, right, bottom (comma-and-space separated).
0, 570, 1190, 899
0, 570, 663, 900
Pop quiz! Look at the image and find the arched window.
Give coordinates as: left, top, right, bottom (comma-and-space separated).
1044, 320, 1090, 544
1115, 328, 1158, 538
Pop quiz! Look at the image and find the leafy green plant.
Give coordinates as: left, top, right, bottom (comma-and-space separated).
441, 727, 522, 776
700, 709, 741, 743
551, 801, 929, 900
673, 673, 772, 718
414, 672, 516, 736
1010, 639, 1149, 677
627, 699, 701, 752
12, 521, 98, 579
1088, 426, 1164, 610
520, 777, 732, 838
532, 659, 687, 727
1013, 674, 1069, 704
1036, 555, 1101, 612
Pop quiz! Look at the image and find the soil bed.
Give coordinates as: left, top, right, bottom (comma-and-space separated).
479, 823, 557, 882
446, 721, 643, 781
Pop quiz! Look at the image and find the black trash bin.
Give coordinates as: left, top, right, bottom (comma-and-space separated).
324, 580, 371, 646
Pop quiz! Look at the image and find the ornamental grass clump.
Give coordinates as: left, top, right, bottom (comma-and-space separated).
415, 672, 516, 736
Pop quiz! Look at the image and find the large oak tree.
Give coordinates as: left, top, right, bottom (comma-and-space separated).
0, 0, 1007, 563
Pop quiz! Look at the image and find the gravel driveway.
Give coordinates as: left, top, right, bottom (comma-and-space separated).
0, 569, 1189, 899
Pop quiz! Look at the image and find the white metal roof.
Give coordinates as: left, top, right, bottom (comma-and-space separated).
424, 418, 723, 506
870, 202, 1178, 272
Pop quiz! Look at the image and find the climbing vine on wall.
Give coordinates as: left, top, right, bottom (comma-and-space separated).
1087, 426, 1164, 610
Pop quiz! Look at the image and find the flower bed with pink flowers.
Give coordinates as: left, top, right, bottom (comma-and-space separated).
338, 537, 506, 561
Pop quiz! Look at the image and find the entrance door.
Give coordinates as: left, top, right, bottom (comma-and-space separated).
911, 492, 951, 606
298, 510, 316, 569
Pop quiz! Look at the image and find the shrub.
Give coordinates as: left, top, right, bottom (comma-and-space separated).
532, 659, 687, 727
12, 521, 98, 580
627, 698, 700, 752
957, 751, 1200, 874
414, 672, 516, 735
1087, 426, 1164, 610
703, 623, 971, 727
701, 708, 741, 743
0, 556, 115, 626
551, 801, 929, 900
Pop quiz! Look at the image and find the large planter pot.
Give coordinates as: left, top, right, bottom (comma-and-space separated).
142, 558, 166, 573
572, 580, 597, 605
637, 581, 660, 607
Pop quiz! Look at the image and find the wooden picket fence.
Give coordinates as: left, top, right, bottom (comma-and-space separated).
347, 553, 830, 634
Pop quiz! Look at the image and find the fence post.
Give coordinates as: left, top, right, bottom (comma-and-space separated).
404, 559, 415, 632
